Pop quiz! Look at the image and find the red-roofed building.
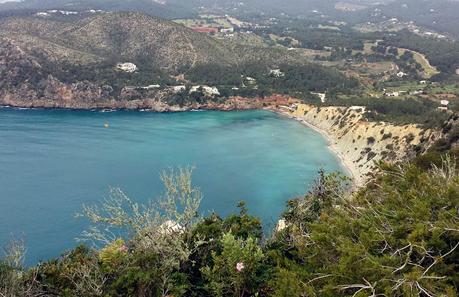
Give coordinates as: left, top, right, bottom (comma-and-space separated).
192, 27, 219, 34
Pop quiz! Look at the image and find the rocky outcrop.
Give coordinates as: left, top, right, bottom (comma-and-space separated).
285, 104, 436, 184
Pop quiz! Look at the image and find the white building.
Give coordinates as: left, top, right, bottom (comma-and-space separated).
59, 10, 78, 15
116, 63, 137, 73
409, 90, 423, 95
269, 69, 285, 77
244, 76, 257, 84
136, 84, 160, 90
385, 92, 400, 97
203, 86, 220, 96
349, 106, 366, 112
170, 85, 186, 93
440, 100, 450, 106
312, 92, 326, 103
190, 86, 220, 96
220, 27, 234, 33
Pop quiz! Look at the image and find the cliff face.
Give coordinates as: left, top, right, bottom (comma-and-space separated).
289, 104, 436, 183
0, 37, 116, 108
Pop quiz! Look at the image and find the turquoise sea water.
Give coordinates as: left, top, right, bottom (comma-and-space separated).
0, 108, 343, 265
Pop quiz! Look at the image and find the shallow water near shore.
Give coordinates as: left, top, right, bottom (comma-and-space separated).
0, 108, 343, 265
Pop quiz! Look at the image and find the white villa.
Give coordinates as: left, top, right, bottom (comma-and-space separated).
220, 27, 234, 33
116, 62, 138, 73
190, 86, 220, 96
170, 85, 186, 93
269, 69, 285, 77
312, 92, 326, 103
441, 100, 450, 106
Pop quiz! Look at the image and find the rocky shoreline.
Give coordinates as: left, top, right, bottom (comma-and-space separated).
0, 94, 297, 112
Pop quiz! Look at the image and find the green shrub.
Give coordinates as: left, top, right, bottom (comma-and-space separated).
367, 136, 376, 145
269, 268, 303, 297
278, 160, 459, 296
381, 133, 392, 140
201, 233, 265, 297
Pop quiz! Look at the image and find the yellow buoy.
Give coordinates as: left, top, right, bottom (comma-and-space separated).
104, 122, 109, 128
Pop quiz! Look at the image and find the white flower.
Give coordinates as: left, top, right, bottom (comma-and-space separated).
236, 262, 245, 272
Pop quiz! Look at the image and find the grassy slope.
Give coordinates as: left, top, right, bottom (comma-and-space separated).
398, 48, 439, 78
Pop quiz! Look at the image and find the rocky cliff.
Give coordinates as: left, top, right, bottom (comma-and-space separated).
286, 104, 437, 184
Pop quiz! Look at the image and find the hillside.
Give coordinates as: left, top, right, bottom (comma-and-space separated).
0, 12, 355, 109
0, 13, 205, 92
0, 12, 313, 71
0, 12, 236, 71
377, 0, 459, 39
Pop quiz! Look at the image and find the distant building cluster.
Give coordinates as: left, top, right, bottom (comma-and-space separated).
360, 16, 449, 40
191, 26, 235, 35
184, 15, 252, 35
190, 86, 220, 96
35, 9, 105, 17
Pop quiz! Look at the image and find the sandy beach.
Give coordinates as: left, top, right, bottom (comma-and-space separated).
267, 107, 364, 187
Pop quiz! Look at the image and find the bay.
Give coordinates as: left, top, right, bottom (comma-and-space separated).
0, 108, 343, 265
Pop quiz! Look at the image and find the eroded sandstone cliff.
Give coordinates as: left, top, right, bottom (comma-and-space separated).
287, 104, 437, 184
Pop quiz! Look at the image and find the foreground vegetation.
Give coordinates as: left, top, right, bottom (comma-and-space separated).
1, 144, 458, 297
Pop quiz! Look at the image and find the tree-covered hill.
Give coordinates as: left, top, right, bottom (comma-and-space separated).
0, 12, 359, 107
0, 12, 236, 72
